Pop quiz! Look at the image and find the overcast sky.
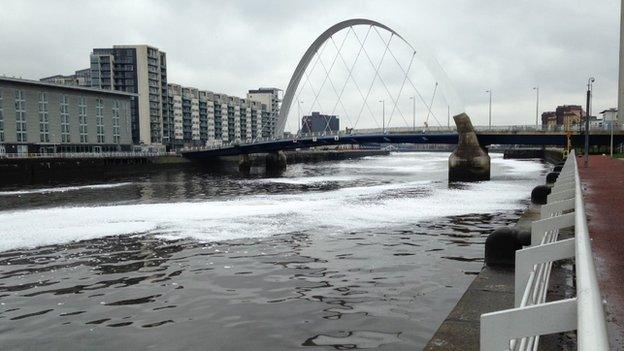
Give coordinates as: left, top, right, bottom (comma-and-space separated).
0, 0, 620, 128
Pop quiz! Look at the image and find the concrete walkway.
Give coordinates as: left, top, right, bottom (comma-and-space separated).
578, 155, 624, 349
424, 206, 576, 350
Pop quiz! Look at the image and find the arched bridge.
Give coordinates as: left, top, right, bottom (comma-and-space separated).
181, 129, 624, 159
181, 19, 624, 161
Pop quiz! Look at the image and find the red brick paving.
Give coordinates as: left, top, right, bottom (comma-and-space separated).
578, 155, 624, 348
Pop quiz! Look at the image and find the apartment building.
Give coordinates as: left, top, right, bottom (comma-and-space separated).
90, 45, 168, 147
247, 87, 281, 138
0, 77, 134, 155
167, 84, 268, 149
40, 68, 91, 87
301, 111, 340, 134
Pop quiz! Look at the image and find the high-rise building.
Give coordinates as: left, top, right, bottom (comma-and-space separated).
90, 45, 168, 147
301, 111, 339, 134
40, 68, 91, 87
247, 87, 281, 138
167, 84, 269, 149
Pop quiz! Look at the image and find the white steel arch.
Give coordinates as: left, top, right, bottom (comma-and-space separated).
276, 18, 417, 135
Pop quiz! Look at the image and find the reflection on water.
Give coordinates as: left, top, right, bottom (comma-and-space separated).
0, 152, 546, 350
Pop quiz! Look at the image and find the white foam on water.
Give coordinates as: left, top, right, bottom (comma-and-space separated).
252, 175, 357, 185
0, 153, 545, 251
491, 155, 545, 174
0, 182, 133, 196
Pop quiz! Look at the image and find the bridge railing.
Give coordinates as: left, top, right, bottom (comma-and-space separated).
480, 149, 609, 350
180, 124, 623, 153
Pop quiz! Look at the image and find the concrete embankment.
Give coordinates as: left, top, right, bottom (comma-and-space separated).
0, 149, 390, 186
424, 149, 575, 350
0, 155, 192, 186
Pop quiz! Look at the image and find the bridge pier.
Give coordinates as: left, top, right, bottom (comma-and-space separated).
449, 113, 490, 182
265, 151, 287, 176
238, 154, 251, 176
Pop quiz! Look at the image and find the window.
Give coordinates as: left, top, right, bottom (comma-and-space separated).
96, 98, 105, 143
79, 96, 88, 143
112, 100, 120, 144
0, 90, 4, 142
38, 92, 50, 142
14, 90, 26, 142
60, 94, 70, 143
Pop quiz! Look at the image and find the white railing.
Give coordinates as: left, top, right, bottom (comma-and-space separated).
0, 151, 178, 159
480, 149, 609, 350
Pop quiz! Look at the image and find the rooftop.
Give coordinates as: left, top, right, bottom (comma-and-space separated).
0, 76, 137, 97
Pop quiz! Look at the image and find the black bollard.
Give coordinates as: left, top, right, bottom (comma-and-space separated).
485, 227, 531, 267
546, 172, 560, 184
531, 185, 551, 205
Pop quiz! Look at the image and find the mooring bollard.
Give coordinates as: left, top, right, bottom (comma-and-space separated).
485, 227, 531, 267
546, 171, 560, 184
531, 185, 551, 205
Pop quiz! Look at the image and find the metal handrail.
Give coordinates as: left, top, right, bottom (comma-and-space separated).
480, 150, 609, 350
574, 168, 609, 349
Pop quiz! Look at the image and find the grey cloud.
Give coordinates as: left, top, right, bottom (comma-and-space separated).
0, 0, 619, 127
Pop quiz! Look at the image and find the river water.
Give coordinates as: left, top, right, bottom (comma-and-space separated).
0, 152, 545, 350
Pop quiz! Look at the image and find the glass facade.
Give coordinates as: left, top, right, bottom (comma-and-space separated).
14, 90, 26, 142
38, 92, 50, 142
96, 98, 104, 143
60, 94, 70, 143
112, 100, 120, 144
79, 96, 88, 143
0, 90, 4, 142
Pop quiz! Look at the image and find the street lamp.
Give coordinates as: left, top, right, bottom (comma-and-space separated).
297, 100, 304, 136
533, 86, 539, 128
584, 77, 595, 167
409, 96, 416, 131
485, 89, 492, 129
379, 100, 385, 133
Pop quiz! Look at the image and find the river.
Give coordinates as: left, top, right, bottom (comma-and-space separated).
0, 152, 545, 350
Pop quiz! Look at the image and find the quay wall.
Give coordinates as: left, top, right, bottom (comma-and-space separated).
424, 149, 573, 350
0, 155, 192, 186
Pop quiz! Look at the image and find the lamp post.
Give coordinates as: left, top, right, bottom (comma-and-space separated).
611, 112, 615, 157
409, 96, 415, 131
485, 89, 492, 129
533, 86, 539, 128
297, 100, 303, 136
585, 77, 595, 168
379, 100, 385, 134
447, 105, 450, 128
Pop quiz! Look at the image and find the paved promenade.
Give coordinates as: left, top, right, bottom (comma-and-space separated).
578, 155, 624, 349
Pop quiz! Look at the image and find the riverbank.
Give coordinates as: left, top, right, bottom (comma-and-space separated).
0, 149, 388, 187
424, 148, 571, 350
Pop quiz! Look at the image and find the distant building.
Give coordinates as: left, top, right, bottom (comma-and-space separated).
301, 112, 339, 134
90, 45, 168, 147
541, 105, 584, 130
594, 108, 619, 130
167, 83, 269, 149
40, 68, 91, 87
0, 76, 135, 155
247, 87, 281, 138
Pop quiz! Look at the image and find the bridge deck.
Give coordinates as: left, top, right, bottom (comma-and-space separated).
578, 155, 624, 349
182, 132, 624, 158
